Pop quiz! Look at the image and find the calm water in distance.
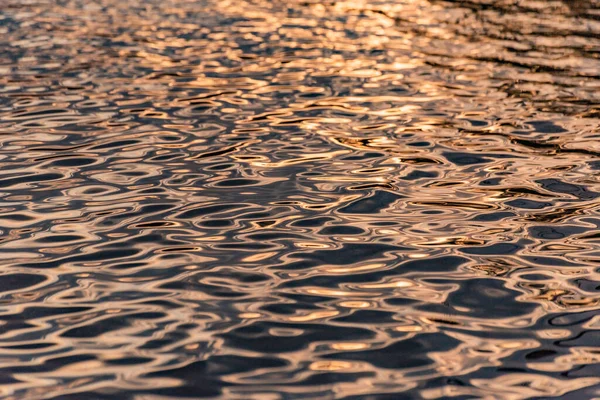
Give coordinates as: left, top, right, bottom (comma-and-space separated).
1, 0, 600, 398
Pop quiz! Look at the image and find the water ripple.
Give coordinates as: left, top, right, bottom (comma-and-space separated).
1, 0, 600, 398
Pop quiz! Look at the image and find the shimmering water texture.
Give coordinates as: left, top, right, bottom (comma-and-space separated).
1, 0, 600, 398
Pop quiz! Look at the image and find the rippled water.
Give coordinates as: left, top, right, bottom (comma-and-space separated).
1, 0, 600, 398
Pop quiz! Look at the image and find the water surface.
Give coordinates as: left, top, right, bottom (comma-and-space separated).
1, 0, 600, 398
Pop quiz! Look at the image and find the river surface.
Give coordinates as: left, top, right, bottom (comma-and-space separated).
1, 0, 600, 399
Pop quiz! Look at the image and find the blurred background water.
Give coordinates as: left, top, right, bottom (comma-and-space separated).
1, 0, 600, 398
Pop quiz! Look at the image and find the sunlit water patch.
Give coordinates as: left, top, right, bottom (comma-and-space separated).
1, 0, 600, 398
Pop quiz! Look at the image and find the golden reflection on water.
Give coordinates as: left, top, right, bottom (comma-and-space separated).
1, 0, 600, 398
